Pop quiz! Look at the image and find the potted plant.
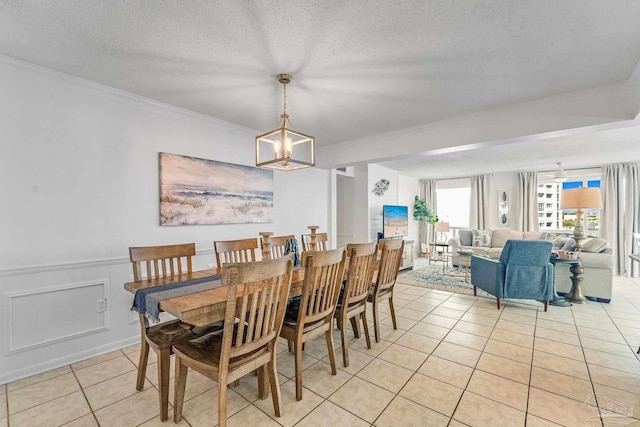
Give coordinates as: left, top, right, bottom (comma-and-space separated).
413, 196, 438, 224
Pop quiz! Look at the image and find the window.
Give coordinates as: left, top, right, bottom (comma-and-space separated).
436, 186, 470, 232
538, 175, 601, 237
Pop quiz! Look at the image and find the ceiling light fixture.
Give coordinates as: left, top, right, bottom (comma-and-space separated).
255, 74, 315, 171
553, 161, 568, 182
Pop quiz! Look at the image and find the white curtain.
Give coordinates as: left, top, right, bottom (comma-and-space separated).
419, 179, 437, 248
518, 171, 539, 232
625, 164, 640, 277
470, 175, 490, 229
601, 163, 640, 276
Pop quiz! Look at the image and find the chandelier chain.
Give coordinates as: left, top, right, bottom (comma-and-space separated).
282, 81, 287, 116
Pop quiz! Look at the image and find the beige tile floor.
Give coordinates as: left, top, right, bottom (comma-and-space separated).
4, 267, 640, 427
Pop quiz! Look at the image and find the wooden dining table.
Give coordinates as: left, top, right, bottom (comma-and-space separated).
124, 267, 307, 327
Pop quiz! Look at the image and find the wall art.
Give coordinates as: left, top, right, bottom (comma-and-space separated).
159, 152, 273, 225
498, 188, 510, 227
372, 179, 390, 196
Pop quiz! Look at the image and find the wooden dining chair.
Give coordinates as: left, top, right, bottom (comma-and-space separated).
300, 232, 328, 251
368, 239, 404, 343
173, 256, 294, 427
334, 242, 377, 367
279, 247, 346, 400
214, 238, 259, 267
261, 234, 296, 259
128, 243, 221, 422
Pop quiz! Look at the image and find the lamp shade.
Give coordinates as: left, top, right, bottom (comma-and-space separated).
435, 222, 450, 232
560, 188, 602, 210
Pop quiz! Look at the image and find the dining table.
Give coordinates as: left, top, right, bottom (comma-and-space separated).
124, 267, 307, 327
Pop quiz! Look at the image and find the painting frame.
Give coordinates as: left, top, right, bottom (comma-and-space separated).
159, 152, 274, 226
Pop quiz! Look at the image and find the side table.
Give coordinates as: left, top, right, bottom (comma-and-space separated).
550, 257, 588, 304
429, 242, 449, 265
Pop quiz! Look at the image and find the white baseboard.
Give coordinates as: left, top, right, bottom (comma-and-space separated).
0, 335, 139, 385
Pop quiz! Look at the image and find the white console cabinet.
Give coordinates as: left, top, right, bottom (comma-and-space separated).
400, 240, 414, 271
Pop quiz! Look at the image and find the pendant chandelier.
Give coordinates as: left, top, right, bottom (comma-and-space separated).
255, 74, 315, 171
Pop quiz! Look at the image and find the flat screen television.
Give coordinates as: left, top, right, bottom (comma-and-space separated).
383, 205, 409, 238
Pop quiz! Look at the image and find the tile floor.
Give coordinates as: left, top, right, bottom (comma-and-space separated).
3, 267, 640, 426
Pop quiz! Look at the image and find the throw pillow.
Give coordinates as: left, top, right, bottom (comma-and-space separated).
580, 237, 608, 253
472, 229, 492, 247
552, 236, 571, 250
560, 238, 576, 251
539, 232, 556, 242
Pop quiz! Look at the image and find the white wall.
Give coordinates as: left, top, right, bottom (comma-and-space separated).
397, 174, 420, 256
486, 172, 520, 230
0, 57, 331, 384
335, 164, 418, 255
368, 164, 399, 241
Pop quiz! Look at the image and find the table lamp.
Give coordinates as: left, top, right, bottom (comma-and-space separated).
559, 187, 603, 249
434, 221, 450, 243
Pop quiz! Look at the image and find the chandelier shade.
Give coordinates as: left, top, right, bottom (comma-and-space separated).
255, 74, 315, 171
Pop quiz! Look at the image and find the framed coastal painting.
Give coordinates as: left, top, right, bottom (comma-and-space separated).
498, 188, 510, 227
159, 152, 274, 225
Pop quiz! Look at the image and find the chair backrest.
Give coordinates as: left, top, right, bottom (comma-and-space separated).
372, 239, 404, 295
261, 235, 296, 259
298, 247, 347, 325
344, 243, 378, 305
498, 240, 554, 299
300, 232, 328, 251
129, 243, 195, 282
499, 240, 553, 266
220, 256, 294, 361
214, 238, 258, 267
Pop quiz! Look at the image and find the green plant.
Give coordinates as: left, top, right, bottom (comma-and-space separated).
413, 196, 438, 224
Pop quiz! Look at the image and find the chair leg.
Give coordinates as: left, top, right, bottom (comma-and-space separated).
218, 381, 228, 427
341, 314, 349, 368
388, 297, 397, 330
350, 317, 360, 338
544, 300, 548, 312
372, 299, 381, 343
496, 298, 501, 310
473, 285, 477, 296
257, 365, 268, 399
173, 355, 188, 423
287, 339, 294, 352
325, 329, 337, 375
294, 339, 304, 401
157, 348, 170, 422
361, 311, 372, 349
267, 356, 282, 417
136, 339, 149, 391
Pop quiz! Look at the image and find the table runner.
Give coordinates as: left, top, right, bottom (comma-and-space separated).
131, 275, 222, 322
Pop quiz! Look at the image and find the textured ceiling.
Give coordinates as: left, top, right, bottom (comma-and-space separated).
1, 0, 640, 176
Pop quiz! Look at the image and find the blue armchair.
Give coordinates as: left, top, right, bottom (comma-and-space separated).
470, 240, 554, 311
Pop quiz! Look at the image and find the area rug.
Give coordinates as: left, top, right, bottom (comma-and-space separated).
397, 264, 485, 296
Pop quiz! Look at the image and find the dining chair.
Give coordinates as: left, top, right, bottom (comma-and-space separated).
128, 243, 221, 422
334, 242, 377, 367
173, 256, 294, 427
300, 232, 328, 251
368, 239, 404, 343
214, 238, 259, 267
261, 234, 296, 259
280, 247, 347, 400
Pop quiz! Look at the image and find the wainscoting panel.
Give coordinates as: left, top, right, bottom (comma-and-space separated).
6, 279, 109, 353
